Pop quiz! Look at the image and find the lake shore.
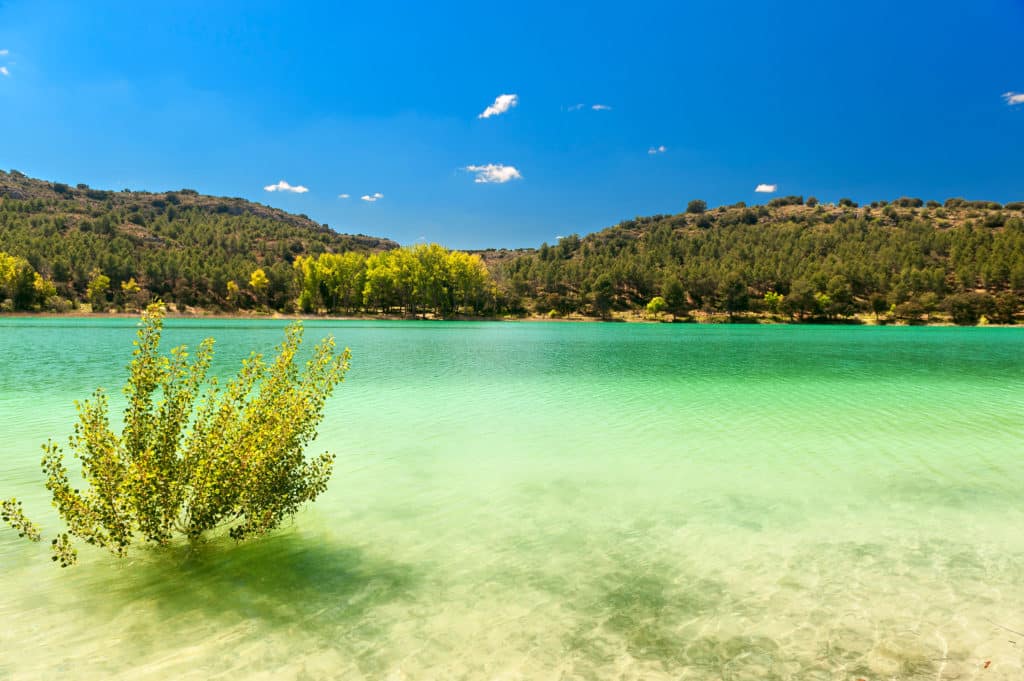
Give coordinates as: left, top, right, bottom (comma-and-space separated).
0, 307, 1005, 327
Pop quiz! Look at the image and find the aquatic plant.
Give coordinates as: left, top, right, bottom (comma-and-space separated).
1, 303, 350, 566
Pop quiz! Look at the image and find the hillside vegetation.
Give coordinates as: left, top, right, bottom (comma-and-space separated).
493, 196, 1024, 324
3, 170, 1024, 324
0, 170, 396, 310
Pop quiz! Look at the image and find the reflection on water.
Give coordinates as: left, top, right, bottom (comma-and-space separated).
1, 319, 1024, 679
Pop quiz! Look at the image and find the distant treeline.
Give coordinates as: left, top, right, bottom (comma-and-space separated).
2, 170, 1024, 324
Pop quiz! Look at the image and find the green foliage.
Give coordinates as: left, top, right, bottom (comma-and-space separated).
945, 292, 991, 326
249, 267, 269, 293
767, 195, 804, 208
4, 170, 1024, 325
498, 200, 1024, 323
686, 199, 707, 215
590, 274, 615, 317
0, 250, 63, 310
645, 296, 667, 316
0, 172, 395, 311
87, 270, 111, 311
360, 244, 494, 317
0, 499, 41, 541
1, 304, 351, 566
662, 277, 687, 314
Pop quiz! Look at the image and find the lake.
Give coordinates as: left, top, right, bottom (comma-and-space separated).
1, 318, 1023, 679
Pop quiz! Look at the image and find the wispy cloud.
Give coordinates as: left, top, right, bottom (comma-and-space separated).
566, 103, 584, 112
264, 180, 309, 193
592, 104, 612, 111
647, 145, 667, 155
0, 67, 8, 77
1003, 91, 1024, 106
0, 49, 8, 56
755, 183, 778, 193
478, 93, 518, 119
361, 192, 384, 202
464, 164, 523, 184
338, 193, 350, 199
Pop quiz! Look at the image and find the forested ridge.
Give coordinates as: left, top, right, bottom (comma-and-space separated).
3, 169, 1024, 324
0, 170, 396, 310
491, 196, 1024, 324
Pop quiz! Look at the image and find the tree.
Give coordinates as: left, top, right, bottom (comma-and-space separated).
87, 270, 111, 312
990, 291, 1019, 324
590, 274, 615, 318
225, 280, 240, 309
945, 293, 988, 326
0, 252, 42, 310
1, 304, 350, 566
686, 199, 707, 215
716, 271, 748, 318
663, 277, 687, 314
870, 293, 888, 320
783, 279, 818, 320
249, 267, 270, 306
825, 275, 854, 317
645, 296, 667, 316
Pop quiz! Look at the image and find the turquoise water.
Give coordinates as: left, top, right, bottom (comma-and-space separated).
1, 318, 1023, 679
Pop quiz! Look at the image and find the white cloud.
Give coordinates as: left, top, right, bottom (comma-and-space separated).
1003, 91, 1024, 106
592, 104, 612, 111
647, 145, 667, 155
361, 192, 384, 202
0, 49, 8, 56
755, 183, 778, 193
338, 193, 350, 199
0, 67, 7, 77
567, 103, 584, 111
478, 93, 518, 119
464, 164, 523, 184
263, 180, 309, 193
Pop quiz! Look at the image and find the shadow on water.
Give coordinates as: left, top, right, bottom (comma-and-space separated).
79, 529, 420, 639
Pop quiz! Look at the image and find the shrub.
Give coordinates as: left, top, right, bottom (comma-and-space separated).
1, 304, 350, 566
686, 199, 707, 215
767, 195, 803, 208
983, 212, 1006, 228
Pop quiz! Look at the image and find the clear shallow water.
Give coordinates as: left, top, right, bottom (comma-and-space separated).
1, 319, 1023, 680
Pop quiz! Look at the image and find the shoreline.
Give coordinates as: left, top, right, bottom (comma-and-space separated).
0, 309, 1011, 327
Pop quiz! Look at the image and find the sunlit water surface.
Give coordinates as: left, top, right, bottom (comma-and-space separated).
1, 319, 1023, 680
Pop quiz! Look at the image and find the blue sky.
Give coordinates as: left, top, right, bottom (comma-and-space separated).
0, 1, 1022, 249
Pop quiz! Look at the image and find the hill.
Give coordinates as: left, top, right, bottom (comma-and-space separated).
3, 170, 1024, 324
493, 196, 1024, 324
0, 169, 396, 310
